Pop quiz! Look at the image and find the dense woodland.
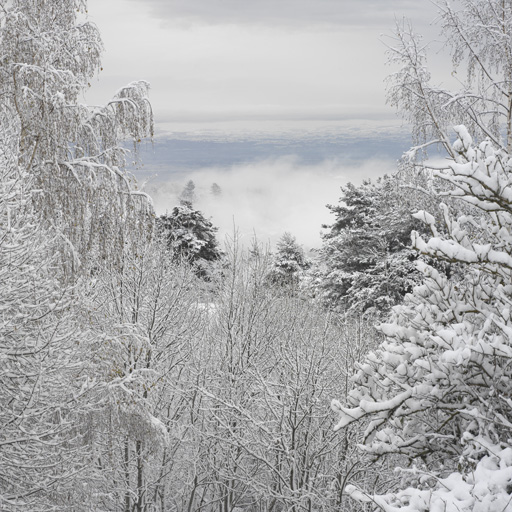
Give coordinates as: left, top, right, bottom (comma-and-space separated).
2, 0, 512, 511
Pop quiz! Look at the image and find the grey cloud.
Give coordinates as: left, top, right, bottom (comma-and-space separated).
154, 106, 396, 124
133, 0, 435, 29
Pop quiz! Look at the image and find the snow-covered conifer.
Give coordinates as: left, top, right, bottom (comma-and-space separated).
270, 232, 310, 288
157, 204, 222, 275
319, 176, 425, 314
333, 128, 512, 511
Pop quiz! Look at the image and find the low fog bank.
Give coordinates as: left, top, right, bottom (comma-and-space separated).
142, 156, 396, 249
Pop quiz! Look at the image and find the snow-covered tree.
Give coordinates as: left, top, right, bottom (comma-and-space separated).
0, 106, 91, 510
0, 0, 154, 274
318, 176, 425, 314
269, 232, 310, 288
80, 237, 203, 511
178, 239, 385, 512
157, 204, 222, 275
332, 3, 512, 506
332, 127, 512, 511
387, 0, 512, 155
0, 1, 155, 508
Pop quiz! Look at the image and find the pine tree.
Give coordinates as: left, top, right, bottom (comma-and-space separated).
270, 232, 310, 288
157, 204, 222, 275
180, 180, 197, 205
318, 175, 425, 314
211, 182, 222, 197
333, 128, 512, 511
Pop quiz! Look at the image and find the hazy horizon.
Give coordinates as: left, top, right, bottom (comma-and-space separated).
85, 0, 452, 247
131, 124, 414, 248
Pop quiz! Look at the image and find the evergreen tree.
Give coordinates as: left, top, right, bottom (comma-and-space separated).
157, 203, 222, 274
270, 232, 310, 288
334, 128, 512, 511
211, 182, 222, 197
318, 175, 426, 314
180, 179, 196, 205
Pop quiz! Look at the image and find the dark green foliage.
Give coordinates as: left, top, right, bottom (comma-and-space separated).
269, 232, 310, 288
318, 175, 427, 314
157, 204, 222, 273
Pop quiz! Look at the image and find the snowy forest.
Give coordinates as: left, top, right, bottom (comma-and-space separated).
2, 0, 512, 511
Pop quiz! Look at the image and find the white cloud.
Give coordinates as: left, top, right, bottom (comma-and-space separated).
143, 156, 396, 249
86, 0, 446, 135
133, 0, 434, 29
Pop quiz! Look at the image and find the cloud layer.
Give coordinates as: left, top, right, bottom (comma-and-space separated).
88, 0, 446, 135
136, 0, 434, 29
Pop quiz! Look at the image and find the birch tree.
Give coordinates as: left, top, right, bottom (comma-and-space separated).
0, 105, 92, 511
0, 0, 154, 274
0, 1, 155, 508
387, 0, 512, 156
79, 239, 203, 511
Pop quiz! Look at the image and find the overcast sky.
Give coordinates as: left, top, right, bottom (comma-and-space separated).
84, 0, 449, 247
87, 0, 442, 136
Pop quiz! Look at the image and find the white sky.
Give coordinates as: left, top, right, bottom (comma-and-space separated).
86, 0, 442, 136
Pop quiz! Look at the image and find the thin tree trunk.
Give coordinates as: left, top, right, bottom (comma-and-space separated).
136, 440, 143, 512
124, 438, 131, 512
